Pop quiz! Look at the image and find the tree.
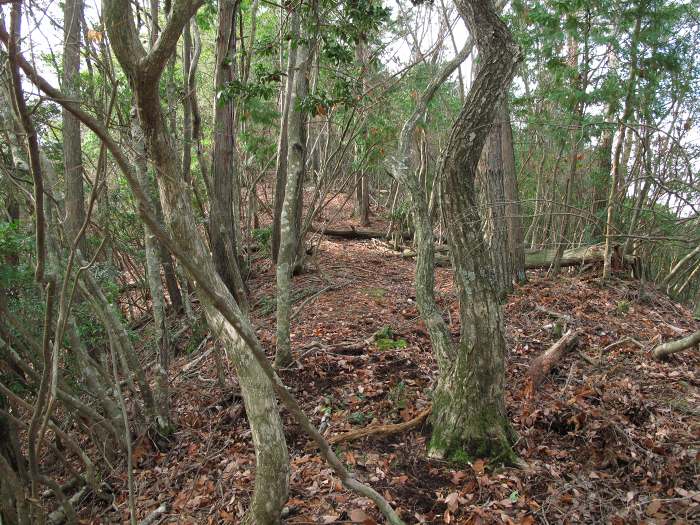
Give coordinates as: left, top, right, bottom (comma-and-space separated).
275, 0, 312, 369
209, 0, 248, 307
101, 0, 290, 520
429, 0, 521, 461
394, 0, 521, 462
62, 0, 86, 252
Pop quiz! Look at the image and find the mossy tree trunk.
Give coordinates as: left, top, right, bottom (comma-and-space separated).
131, 115, 172, 434
430, 0, 521, 463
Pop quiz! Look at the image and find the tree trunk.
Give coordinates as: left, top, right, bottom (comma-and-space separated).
209, 0, 248, 309
275, 5, 310, 368
482, 99, 512, 298
62, 0, 86, 253
603, 12, 642, 280
131, 114, 172, 434
355, 36, 370, 226
430, 0, 521, 463
501, 100, 526, 283
102, 0, 289, 519
271, 9, 297, 263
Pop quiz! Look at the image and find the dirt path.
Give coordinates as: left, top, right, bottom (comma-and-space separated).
96, 201, 699, 524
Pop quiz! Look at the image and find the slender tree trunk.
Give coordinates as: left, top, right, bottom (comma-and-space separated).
209, 0, 248, 308
275, 5, 310, 368
271, 9, 298, 262
63, 0, 86, 253
131, 114, 172, 434
501, 101, 525, 282
603, 11, 642, 280
355, 36, 370, 226
430, 0, 521, 462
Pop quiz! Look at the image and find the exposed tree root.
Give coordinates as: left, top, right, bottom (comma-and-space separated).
652, 329, 700, 359
327, 406, 432, 445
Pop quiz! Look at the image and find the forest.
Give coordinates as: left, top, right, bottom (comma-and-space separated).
0, 0, 698, 523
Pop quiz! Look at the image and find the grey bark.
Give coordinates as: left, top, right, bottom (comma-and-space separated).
275, 6, 310, 368
271, 9, 298, 262
131, 114, 172, 434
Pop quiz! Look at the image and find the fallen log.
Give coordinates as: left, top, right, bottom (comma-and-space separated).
401, 243, 637, 271
524, 244, 631, 270
310, 225, 412, 240
527, 329, 582, 387
652, 329, 700, 359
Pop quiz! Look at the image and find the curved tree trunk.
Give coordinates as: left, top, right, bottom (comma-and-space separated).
102, 0, 289, 521
430, 0, 521, 462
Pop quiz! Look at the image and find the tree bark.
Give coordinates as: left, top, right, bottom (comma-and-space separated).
131, 114, 172, 434
482, 99, 512, 298
429, 0, 521, 463
501, 100, 526, 283
271, 9, 297, 263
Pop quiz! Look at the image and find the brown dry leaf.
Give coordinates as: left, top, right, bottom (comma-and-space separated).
451, 470, 467, 484
472, 459, 486, 476
444, 492, 460, 513
349, 508, 377, 524
645, 499, 662, 516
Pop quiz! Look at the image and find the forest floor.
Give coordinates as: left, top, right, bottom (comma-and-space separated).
78, 199, 698, 524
